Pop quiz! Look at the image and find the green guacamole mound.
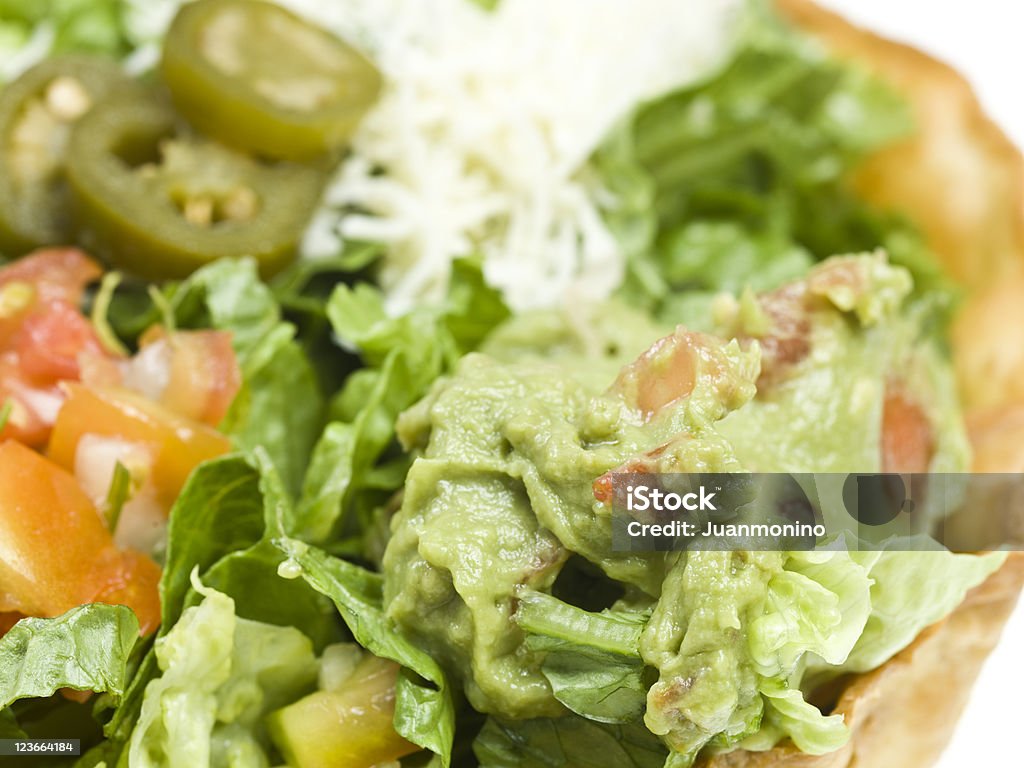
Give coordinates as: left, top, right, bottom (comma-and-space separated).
381, 253, 1004, 763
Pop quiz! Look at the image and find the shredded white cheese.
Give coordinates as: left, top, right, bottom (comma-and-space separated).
126, 0, 743, 313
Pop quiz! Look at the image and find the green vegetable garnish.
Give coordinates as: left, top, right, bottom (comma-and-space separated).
66, 93, 326, 279
0, 55, 135, 254
161, 0, 381, 161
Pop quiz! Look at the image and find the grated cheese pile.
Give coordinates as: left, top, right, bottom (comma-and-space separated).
128, 0, 745, 313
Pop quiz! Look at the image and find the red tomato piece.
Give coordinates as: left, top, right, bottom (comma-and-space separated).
881, 385, 934, 473
138, 327, 241, 426
0, 248, 102, 305
15, 301, 107, 385
0, 440, 161, 635
48, 383, 233, 507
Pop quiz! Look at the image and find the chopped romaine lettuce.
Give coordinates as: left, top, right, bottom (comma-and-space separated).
475, 716, 668, 768
294, 258, 507, 546
0, 604, 138, 708
0, 604, 139, 750
127, 576, 318, 768
516, 590, 650, 724
597, 2, 955, 329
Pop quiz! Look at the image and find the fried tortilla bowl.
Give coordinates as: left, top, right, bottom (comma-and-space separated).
699, 2, 1024, 766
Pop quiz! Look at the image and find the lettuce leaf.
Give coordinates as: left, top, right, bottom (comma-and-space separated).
295, 258, 507, 545
475, 716, 667, 768
0, 605, 138, 756
516, 590, 650, 724
275, 538, 456, 766
836, 549, 1006, 675
126, 578, 318, 768
83, 451, 344, 768
596, 3, 954, 328
755, 680, 847, 756
158, 455, 267, 630
194, 540, 341, 653
0, 605, 138, 708
637, 547, 1005, 766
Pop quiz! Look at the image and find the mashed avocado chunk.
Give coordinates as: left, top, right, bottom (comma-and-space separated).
385, 315, 759, 716
714, 252, 968, 474
382, 254, 1003, 765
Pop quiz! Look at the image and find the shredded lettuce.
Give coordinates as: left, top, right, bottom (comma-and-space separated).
597, 2, 955, 329
127, 577, 318, 768
294, 258, 507, 547
475, 716, 668, 768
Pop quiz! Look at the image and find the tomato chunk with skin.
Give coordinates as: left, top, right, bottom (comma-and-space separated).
15, 300, 106, 384
0, 354, 63, 446
0, 249, 109, 446
48, 384, 232, 506
881, 386, 934, 473
0, 440, 161, 634
0, 247, 101, 305
611, 331, 697, 419
137, 327, 241, 426
0, 248, 102, 347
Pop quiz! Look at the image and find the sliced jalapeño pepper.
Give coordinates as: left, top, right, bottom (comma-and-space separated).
161, 0, 382, 161
66, 93, 325, 279
0, 56, 136, 255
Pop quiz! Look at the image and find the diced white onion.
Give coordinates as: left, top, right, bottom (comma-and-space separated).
119, 338, 172, 402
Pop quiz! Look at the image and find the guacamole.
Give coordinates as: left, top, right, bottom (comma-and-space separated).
382, 254, 1003, 762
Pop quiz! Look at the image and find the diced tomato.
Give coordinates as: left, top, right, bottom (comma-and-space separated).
0, 440, 161, 635
0, 302, 110, 448
0, 281, 36, 348
0, 250, 110, 446
612, 332, 697, 419
881, 385, 934, 473
0, 354, 64, 447
15, 301, 107, 385
48, 384, 232, 507
0, 248, 101, 305
593, 443, 680, 504
0, 249, 100, 350
610, 330, 739, 420
138, 327, 241, 426
748, 283, 811, 389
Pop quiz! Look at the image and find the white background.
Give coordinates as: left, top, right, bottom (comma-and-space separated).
818, 2, 1023, 765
